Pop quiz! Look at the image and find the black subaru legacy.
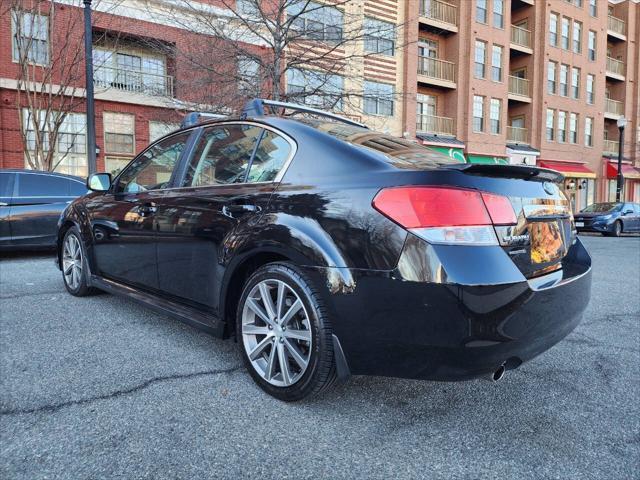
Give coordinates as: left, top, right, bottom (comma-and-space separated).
56, 99, 592, 401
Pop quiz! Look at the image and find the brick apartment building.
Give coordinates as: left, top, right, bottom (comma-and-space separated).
0, 0, 639, 209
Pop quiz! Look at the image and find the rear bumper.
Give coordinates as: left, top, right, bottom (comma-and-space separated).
305, 237, 592, 381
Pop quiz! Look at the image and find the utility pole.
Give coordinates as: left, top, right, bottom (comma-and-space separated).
83, 0, 97, 175
615, 116, 627, 202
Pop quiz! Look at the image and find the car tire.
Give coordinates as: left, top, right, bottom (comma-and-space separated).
612, 220, 622, 237
61, 226, 96, 297
236, 262, 337, 401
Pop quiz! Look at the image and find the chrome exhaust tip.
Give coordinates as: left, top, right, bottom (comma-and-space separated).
487, 364, 506, 382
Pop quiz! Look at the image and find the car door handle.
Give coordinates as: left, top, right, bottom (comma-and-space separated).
139, 202, 157, 216
0, 202, 7, 207
222, 204, 260, 217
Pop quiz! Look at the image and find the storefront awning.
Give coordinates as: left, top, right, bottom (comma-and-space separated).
467, 155, 508, 165
606, 161, 640, 180
537, 160, 596, 178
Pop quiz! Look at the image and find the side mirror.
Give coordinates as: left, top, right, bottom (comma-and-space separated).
624, 209, 633, 215
87, 173, 112, 192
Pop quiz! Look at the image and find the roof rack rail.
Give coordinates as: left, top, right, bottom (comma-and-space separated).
242, 98, 368, 129
180, 112, 226, 128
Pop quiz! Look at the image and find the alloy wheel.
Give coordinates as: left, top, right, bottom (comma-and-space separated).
62, 234, 83, 290
241, 279, 312, 387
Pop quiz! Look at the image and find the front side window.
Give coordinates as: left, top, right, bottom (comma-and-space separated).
550, 13, 558, 46
584, 117, 593, 146
491, 45, 503, 82
493, 0, 504, 28
363, 81, 394, 116
288, 1, 343, 44
569, 113, 578, 144
490, 98, 501, 134
12, 11, 49, 65
588, 31, 596, 60
286, 69, 344, 110
573, 21, 582, 53
364, 18, 395, 56
473, 95, 484, 133
546, 109, 555, 141
476, 0, 487, 23
586, 74, 595, 104
475, 40, 486, 79
571, 67, 580, 99
557, 111, 567, 143
561, 17, 570, 50
104, 112, 135, 155
547, 61, 557, 94
560, 64, 569, 96
117, 132, 190, 193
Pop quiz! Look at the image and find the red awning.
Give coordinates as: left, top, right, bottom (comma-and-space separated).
606, 161, 640, 180
537, 160, 596, 178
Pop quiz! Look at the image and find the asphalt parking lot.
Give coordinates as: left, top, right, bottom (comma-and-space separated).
1, 235, 639, 479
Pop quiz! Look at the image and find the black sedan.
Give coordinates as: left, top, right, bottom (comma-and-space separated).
574, 202, 640, 236
1, 169, 88, 250
56, 99, 592, 401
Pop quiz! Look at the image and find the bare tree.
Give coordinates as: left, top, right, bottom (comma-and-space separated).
146, 0, 407, 119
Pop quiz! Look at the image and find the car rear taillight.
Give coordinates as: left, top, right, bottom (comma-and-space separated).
372, 186, 516, 246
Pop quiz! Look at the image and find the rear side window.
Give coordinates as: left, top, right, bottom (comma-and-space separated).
246, 130, 292, 182
0, 172, 15, 197
184, 124, 262, 186
17, 173, 72, 197
69, 180, 88, 196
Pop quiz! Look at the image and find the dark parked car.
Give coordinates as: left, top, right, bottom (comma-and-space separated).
574, 202, 640, 236
0, 169, 87, 250
56, 100, 592, 401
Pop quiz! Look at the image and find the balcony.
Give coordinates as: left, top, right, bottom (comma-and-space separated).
418, 0, 458, 34
510, 25, 532, 54
603, 139, 620, 156
417, 57, 456, 89
606, 57, 625, 81
507, 126, 529, 144
507, 76, 531, 103
512, 0, 534, 9
94, 65, 174, 97
607, 15, 626, 41
604, 98, 624, 120
416, 114, 455, 136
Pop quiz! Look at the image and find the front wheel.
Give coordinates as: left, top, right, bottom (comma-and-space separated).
612, 220, 622, 237
61, 227, 96, 297
237, 263, 337, 401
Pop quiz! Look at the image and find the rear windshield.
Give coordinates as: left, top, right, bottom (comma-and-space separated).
301, 119, 458, 168
581, 203, 622, 213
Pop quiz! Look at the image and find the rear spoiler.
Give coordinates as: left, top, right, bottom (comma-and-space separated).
444, 163, 565, 183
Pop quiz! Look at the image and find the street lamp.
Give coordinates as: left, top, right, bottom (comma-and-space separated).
615, 116, 627, 202
83, 0, 97, 175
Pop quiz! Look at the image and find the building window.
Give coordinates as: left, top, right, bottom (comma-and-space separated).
588, 31, 596, 61
11, 11, 49, 65
571, 67, 580, 99
94, 48, 170, 96
473, 95, 484, 133
490, 99, 501, 134
416, 94, 437, 131
493, 0, 504, 29
105, 157, 131, 177
547, 61, 557, 94
558, 111, 567, 143
287, 69, 344, 110
584, 117, 593, 146
549, 13, 558, 46
573, 21, 582, 53
569, 113, 578, 144
586, 74, 595, 104
57, 113, 87, 155
238, 56, 261, 96
474, 40, 486, 79
476, 0, 487, 23
236, 0, 260, 16
288, 1, 343, 43
546, 109, 555, 141
104, 112, 135, 154
149, 121, 180, 143
364, 18, 395, 56
560, 64, 569, 97
363, 81, 394, 116
561, 17, 570, 50
491, 45, 503, 82
589, 0, 597, 17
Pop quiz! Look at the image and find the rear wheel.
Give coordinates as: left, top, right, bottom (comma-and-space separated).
237, 263, 336, 401
61, 227, 95, 297
612, 220, 622, 237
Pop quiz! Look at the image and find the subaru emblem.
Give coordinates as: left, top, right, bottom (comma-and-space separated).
543, 182, 555, 195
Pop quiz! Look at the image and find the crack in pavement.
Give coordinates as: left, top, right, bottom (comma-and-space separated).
0, 365, 243, 416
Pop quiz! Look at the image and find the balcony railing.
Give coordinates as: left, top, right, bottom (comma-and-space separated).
510, 25, 531, 48
508, 75, 530, 97
419, 0, 458, 27
416, 114, 455, 136
417, 57, 456, 83
603, 139, 619, 155
507, 126, 529, 144
94, 65, 174, 97
606, 57, 625, 77
607, 15, 626, 36
605, 98, 624, 116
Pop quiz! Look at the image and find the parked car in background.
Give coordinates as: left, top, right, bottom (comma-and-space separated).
0, 169, 88, 250
574, 202, 640, 236
55, 99, 592, 401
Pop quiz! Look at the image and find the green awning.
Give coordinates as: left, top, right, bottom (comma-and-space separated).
427, 146, 466, 163
467, 155, 508, 165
